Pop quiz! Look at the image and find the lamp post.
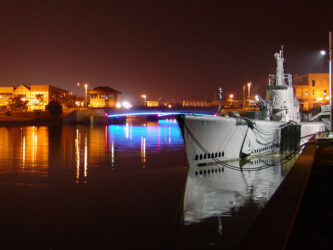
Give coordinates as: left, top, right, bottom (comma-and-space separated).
329, 31, 332, 131
76, 82, 81, 96
141, 94, 147, 107
242, 84, 245, 109
229, 94, 234, 106
84, 84, 88, 108
247, 82, 252, 103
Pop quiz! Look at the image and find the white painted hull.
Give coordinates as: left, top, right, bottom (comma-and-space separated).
177, 49, 327, 168
178, 115, 325, 167
300, 122, 326, 143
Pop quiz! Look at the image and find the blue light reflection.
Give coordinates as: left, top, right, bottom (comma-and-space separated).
106, 120, 183, 154
107, 111, 215, 118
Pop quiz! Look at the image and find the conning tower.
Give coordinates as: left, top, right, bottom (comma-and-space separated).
266, 47, 300, 122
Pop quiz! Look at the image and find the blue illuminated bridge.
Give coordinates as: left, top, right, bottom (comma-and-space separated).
105, 108, 217, 118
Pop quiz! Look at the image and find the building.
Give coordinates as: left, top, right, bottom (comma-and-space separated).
88, 87, 121, 108
146, 100, 159, 107
0, 84, 70, 111
183, 100, 209, 108
293, 73, 329, 111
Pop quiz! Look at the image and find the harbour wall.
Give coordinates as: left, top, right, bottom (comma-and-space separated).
238, 134, 329, 249
63, 109, 107, 124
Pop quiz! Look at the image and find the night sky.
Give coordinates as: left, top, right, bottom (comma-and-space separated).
0, 0, 332, 104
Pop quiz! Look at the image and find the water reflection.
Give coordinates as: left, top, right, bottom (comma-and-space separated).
0, 120, 305, 249
141, 136, 146, 167
182, 153, 299, 230
74, 128, 89, 183
0, 119, 184, 182
73, 119, 183, 181
0, 126, 49, 174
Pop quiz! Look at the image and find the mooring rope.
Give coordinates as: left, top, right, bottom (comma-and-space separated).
181, 116, 306, 172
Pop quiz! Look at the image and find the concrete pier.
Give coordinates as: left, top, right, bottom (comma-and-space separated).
286, 132, 333, 249
238, 132, 333, 250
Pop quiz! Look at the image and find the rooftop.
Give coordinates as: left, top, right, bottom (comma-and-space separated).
88, 86, 121, 95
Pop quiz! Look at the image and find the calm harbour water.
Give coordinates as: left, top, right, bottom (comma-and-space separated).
0, 119, 298, 249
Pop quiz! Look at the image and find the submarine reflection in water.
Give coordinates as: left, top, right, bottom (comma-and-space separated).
181, 152, 300, 227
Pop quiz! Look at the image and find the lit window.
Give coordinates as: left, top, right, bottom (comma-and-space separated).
312, 90, 315, 96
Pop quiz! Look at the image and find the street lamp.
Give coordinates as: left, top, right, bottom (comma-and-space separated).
76, 82, 81, 96
242, 84, 246, 108
320, 31, 333, 132
329, 31, 333, 131
84, 84, 88, 108
229, 94, 234, 106
323, 32, 333, 131
247, 82, 252, 101
141, 94, 147, 107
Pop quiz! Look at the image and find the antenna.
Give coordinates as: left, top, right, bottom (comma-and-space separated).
281, 45, 284, 58
217, 87, 223, 115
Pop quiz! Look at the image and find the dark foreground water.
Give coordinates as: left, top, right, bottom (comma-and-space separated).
0, 119, 299, 249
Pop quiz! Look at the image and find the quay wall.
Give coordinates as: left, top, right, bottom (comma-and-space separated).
63, 109, 107, 124
238, 138, 317, 249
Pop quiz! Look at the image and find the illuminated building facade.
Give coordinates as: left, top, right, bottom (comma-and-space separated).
0, 84, 69, 111
293, 73, 329, 111
146, 100, 159, 107
182, 100, 209, 107
88, 87, 121, 108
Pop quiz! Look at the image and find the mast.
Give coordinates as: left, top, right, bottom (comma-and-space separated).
274, 46, 285, 86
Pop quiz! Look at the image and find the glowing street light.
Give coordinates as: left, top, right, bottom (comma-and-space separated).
328, 31, 333, 132
247, 82, 252, 100
76, 82, 81, 96
122, 101, 132, 109
242, 84, 246, 107
229, 94, 234, 105
84, 84, 88, 108
141, 94, 147, 107
322, 31, 333, 131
